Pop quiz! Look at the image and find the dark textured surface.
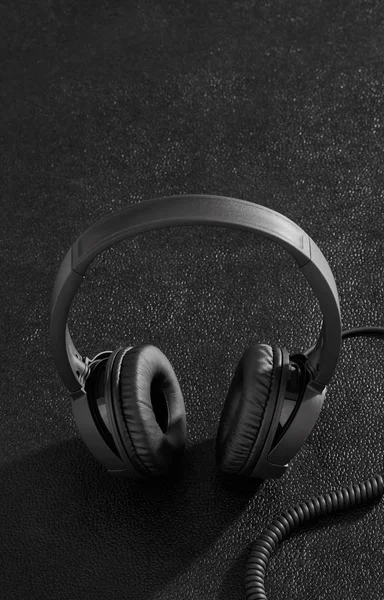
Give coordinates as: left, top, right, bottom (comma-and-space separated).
1, 1, 384, 598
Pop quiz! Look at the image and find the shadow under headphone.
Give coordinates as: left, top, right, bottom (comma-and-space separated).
50, 195, 384, 599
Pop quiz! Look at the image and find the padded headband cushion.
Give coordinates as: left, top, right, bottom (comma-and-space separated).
216, 344, 281, 476
112, 345, 187, 476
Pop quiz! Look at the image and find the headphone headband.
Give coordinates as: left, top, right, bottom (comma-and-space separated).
50, 195, 341, 395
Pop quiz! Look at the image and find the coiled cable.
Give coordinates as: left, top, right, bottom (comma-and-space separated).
245, 326, 384, 600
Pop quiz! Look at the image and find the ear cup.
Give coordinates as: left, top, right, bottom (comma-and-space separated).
216, 344, 283, 476
108, 345, 187, 477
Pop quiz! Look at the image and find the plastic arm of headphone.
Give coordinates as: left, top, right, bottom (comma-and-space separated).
267, 381, 326, 466
70, 195, 313, 273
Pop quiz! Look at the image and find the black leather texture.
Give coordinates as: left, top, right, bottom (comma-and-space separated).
114, 344, 187, 475
1, 1, 384, 598
216, 344, 278, 475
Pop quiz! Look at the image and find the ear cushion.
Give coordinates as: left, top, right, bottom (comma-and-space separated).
216, 344, 282, 476
110, 345, 187, 477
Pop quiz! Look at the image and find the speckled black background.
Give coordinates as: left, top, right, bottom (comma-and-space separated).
1, 1, 384, 598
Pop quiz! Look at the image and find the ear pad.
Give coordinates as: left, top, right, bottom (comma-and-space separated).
216, 344, 283, 476
108, 345, 187, 477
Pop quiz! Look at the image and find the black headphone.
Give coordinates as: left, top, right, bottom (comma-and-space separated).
50, 194, 343, 480
50, 195, 384, 598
